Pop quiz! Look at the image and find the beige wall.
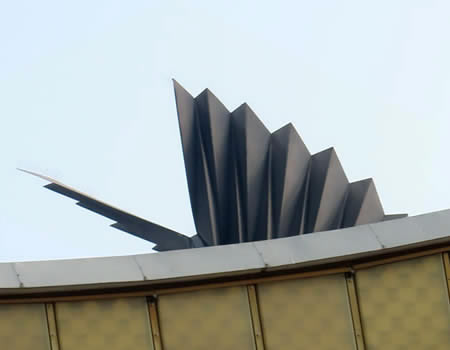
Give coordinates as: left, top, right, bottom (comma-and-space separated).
0, 252, 449, 350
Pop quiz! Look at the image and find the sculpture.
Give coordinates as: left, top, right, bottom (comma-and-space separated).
21, 80, 406, 251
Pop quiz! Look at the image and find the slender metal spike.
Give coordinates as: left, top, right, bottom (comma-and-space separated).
20, 168, 191, 250
195, 89, 231, 243
173, 80, 198, 209
173, 81, 218, 246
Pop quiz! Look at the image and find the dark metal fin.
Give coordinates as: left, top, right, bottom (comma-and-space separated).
195, 88, 231, 244
230, 103, 271, 242
19, 168, 191, 251
271, 123, 310, 238
342, 178, 385, 228
173, 81, 218, 246
306, 148, 349, 233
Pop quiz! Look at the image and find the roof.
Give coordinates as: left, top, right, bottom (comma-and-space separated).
1, 208, 449, 294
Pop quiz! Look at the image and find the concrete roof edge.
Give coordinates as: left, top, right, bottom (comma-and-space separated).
1, 209, 449, 291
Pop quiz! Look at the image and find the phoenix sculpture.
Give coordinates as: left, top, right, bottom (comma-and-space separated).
22, 80, 406, 251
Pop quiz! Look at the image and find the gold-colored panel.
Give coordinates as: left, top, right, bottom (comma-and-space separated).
0, 303, 51, 350
257, 274, 357, 350
356, 254, 450, 350
158, 286, 256, 350
55, 297, 153, 350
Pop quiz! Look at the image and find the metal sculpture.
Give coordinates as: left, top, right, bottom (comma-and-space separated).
21, 80, 407, 251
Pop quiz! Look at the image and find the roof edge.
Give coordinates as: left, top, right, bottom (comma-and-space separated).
1, 209, 449, 294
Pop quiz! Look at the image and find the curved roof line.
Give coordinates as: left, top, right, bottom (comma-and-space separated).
1, 209, 449, 294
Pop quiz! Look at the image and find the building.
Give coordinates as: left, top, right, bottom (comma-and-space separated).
2, 82, 449, 350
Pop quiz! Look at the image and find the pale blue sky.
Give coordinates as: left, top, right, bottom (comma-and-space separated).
1, 1, 450, 261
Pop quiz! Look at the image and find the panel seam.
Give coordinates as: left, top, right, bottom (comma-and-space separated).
345, 272, 366, 350
247, 285, 265, 350
442, 253, 450, 300
45, 303, 60, 350
147, 297, 163, 350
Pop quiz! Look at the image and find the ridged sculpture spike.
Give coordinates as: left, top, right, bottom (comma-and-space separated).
306, 147, 349, 233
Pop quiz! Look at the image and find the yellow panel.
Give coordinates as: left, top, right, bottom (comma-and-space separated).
0, 303, 50, 350
356, 254, 450, 350
55, 297, 153, 350
257, 274, 357, 350
158, 286, 256, 350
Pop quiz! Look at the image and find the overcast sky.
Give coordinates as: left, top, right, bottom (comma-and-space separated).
1, 1, 450, 262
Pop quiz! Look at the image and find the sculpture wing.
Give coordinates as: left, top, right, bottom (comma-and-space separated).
19, 169, 192, 251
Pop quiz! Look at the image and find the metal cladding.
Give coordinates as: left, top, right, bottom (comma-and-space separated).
23, 80, 407, 251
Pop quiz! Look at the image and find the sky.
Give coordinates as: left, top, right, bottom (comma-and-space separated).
1, 1, 450, 262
